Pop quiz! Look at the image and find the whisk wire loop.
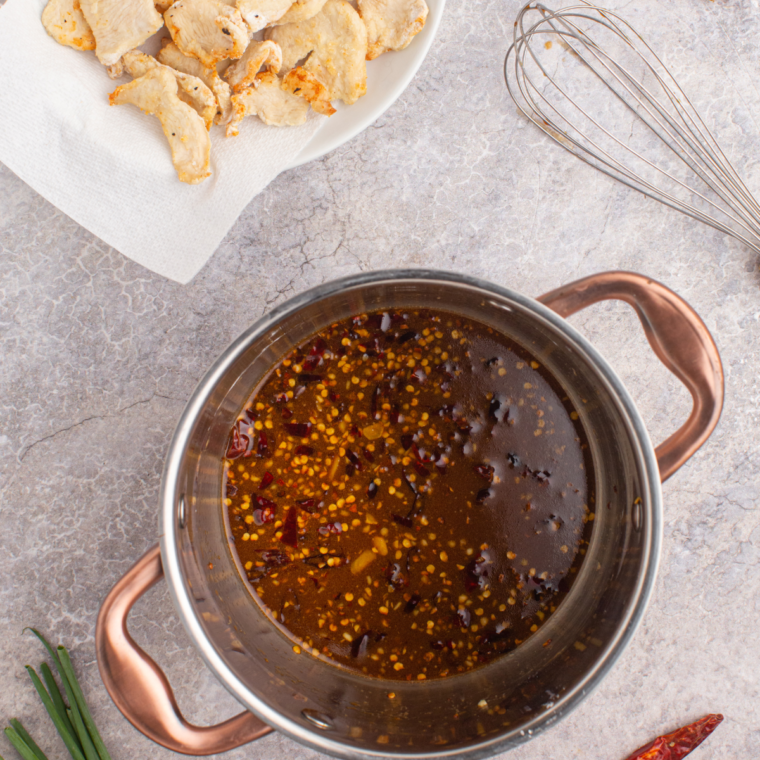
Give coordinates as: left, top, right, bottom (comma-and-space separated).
504, 1, 760, 254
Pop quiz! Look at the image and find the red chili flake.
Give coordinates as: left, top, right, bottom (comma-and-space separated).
243, 408, 257, 422
475, 488, 491, 503
367, 482, 378, 499
297, 373, 322, 384
400, 434, 415, 450
410, 443, 429, 462
473, 464, 494, 481
284, 422, 312, 438
345, 449, 363, 471
225, 484, 238, 496
318, 522, 342, 536
280, 506, 299, 548
384, 563, 408, 589
413, 461, 430, 478
453, 607, 471, 628
258, 549, 290, 567
253, 507, 275, 525
464, 554, 490, 591
623, 714, 723, 760
310, 336, 327, 356
295, 444, 315, 456
389, 404, 400, 424
363, 449, 375, 463
226, 427, 249, 459
370, 385, 381, 420
259, 471, 274, 490
303, 339, 327, 371
392, 513, 413, 528
329, 391, 340, 403
296, 498, 319, 513
350, 425, 362, 438
403, 593, 421, 614
255, 495, 276, 510
256, 430, 269, 456
281, 407, 293, 420
396, 330, 415, 344
412, 367, 428, 384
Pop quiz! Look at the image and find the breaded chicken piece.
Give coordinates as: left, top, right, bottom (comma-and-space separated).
225, 40, 282, 92
164, 0, 248, 67
226, 71, 308, 135
79, 0, 164, 65
158, 39, 233, 124
266, 0, 367, 105
281, 66, 334, 115
237, 0, 293, 31
42, 0, 96, 51
110, 66, 211, 184
122, 49, 217, 129
357, 0, 427, 60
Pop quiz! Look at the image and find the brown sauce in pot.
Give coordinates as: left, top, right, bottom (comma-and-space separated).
223, 308, 594, 681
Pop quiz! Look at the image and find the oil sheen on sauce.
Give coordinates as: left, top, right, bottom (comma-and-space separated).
223, 309, 594, 681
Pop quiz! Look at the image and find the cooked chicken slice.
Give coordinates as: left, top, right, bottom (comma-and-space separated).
282, 66, 334, 115
106, 60, 125, 78
123, 50, 217, 129
79, 0, 163, 66
165, 0, 248, 67
110, 67, 211, 184
357, 0, 427, 59
266, 0, 367, 105
42, 0, 96, 51
226, 71, 307, 135
270, 0, 326, 26
158, 40, 233, 124
224, 40, 282, 92
237, 0, 292, 32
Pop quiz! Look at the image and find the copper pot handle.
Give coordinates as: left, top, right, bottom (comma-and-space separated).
95, 544, 272, 755
538, 271, 723, 482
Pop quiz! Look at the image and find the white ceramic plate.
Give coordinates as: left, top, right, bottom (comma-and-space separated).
287, 0, 446, 169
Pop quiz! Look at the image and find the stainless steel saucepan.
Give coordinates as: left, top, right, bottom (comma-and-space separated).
96, 270, 723, 759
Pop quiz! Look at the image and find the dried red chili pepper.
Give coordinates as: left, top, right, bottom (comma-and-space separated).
259, 471, 274, 490
623, 714, 723, 760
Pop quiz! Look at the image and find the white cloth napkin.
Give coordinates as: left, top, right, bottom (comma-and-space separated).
0, 0, 325, 283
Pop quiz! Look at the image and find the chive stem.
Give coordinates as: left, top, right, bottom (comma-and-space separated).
39, 664, 79, 751
57, 648, 111, 760
24, 667, 85, 760
4, 727, 41, 760
8, 720, 47, 760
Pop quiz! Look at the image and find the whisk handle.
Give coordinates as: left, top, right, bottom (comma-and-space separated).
539, 271, 724, 482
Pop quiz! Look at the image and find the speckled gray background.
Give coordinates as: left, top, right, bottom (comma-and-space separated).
2, 0, 759, 757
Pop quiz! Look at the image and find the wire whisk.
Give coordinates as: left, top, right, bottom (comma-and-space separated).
504, 1, 760, 255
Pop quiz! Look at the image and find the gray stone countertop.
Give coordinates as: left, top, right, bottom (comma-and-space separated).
2, 0, 759, 757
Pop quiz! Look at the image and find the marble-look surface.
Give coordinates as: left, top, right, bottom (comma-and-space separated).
2, 0, 759, 757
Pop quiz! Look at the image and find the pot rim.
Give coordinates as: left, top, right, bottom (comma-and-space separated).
158, 268, 663, 760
